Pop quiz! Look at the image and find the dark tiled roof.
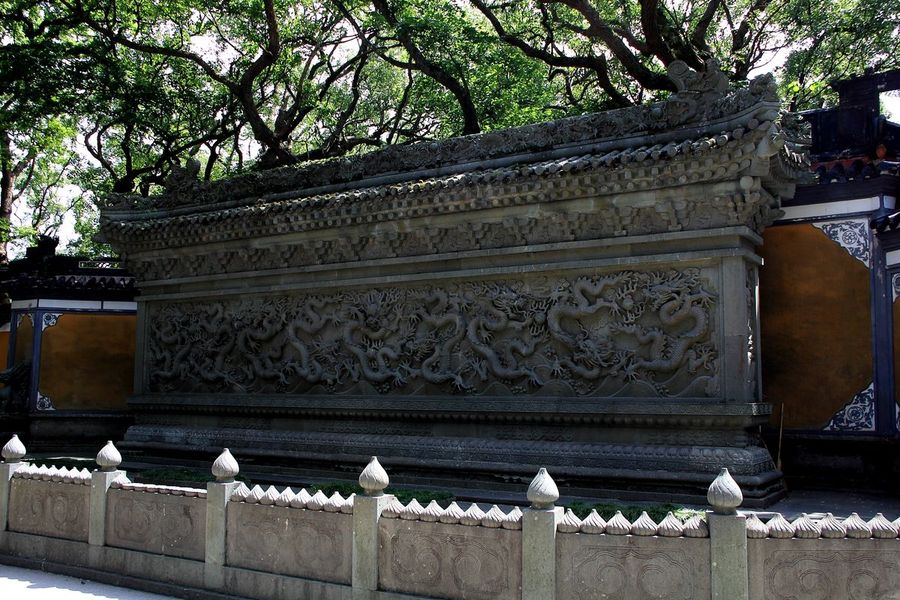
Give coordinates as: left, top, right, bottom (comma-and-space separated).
0, 252, 136, 301
814, 159, 900, 184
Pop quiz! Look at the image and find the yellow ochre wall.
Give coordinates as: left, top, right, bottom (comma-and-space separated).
0, 329, 9, 368
758, 223, 873, 429
37, 313, 136, 410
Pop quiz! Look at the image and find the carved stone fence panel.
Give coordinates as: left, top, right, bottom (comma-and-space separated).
556, 534, 711, 600
105, 488, 206, 560
379, 519, 522, 600
7, 478, 90, 542
749, 539, 900, 600
226, 501, 352, 584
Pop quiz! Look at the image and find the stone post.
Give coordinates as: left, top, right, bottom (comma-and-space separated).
0, 435, 27, 532
522, 468, 563, 600
353, 456, 393, 600
707, 468, 749, 600
205, 448, 240, 589
90, 440, 125, 546
720, 255, 757, 403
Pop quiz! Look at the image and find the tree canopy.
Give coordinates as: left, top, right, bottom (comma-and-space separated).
1, 0, 897, 261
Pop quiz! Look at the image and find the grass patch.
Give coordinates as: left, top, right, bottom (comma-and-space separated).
135, 467, 249, 486
566, 502, 704, 522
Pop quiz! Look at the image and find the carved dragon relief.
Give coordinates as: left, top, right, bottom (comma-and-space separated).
147, 269, 719, 398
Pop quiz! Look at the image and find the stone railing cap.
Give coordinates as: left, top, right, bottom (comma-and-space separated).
2, 434, 26, 462
707, 467, 743, 514
96, 440, 122, 472
359, 456, 389, 496
211, 448, 240, 482
526, 467, 559, 509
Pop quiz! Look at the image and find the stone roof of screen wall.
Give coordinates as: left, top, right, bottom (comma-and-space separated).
99, 62, 808, 255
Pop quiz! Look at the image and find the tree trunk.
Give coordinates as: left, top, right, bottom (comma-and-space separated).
0, 132, 16, 265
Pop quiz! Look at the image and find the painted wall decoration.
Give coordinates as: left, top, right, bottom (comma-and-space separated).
813, 219, 871, 267
824, 383, 876, 432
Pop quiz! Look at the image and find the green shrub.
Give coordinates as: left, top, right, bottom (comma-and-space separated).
566, 501, 703, 522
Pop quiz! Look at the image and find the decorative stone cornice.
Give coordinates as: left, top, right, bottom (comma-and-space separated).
99, 64, 807, 277
741, 512, 900, 540
101, 121, 801, 262
13, 463, 93, 484
557, 509, 581, 533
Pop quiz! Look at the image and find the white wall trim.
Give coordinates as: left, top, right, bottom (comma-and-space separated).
779, 195, 895, 221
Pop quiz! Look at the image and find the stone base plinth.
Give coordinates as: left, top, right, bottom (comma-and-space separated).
123, 394, 785, 506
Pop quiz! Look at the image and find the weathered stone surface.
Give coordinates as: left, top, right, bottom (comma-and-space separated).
748, 538, 900, 600
556, 533, 711, 599
7, 478, 89, 542
709, 513, 748, 600
105, 488, 205, 560
379, 518, 521, 600
352, 493, 392, 594
226, 501, 351, 584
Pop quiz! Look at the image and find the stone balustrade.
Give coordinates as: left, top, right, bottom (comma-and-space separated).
0, 435, 898, 600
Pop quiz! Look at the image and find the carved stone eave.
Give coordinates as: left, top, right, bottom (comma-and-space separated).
101, 122, 788, 252
102, 125, 796, 287
100, 71, 781, 215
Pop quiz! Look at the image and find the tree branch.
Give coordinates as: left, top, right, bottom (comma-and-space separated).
370, 0, 481, 134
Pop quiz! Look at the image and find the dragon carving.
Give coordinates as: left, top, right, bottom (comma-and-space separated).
147, 269, 719, 397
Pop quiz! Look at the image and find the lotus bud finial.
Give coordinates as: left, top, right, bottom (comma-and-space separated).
707, 467, 743, 514
96, 440, 122, 472
527, 468, 559, 509
2, 434, 26, 463
359, 456, 389, 496
211, 448, 239, 482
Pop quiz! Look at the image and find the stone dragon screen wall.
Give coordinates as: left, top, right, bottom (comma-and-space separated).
99, 63, 805, 504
